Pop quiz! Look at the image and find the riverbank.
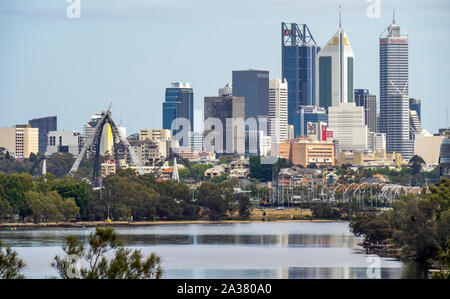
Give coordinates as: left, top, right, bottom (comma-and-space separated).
0, 219, 343, 230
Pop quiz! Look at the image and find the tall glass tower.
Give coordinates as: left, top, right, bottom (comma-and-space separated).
282, 23, 320, 125
162, 82, 194, 146
317, 10, 355, 110
379, 13, 413, 161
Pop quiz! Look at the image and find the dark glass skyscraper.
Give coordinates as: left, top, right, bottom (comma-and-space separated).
29, 116, 57, 154
204, 95, 245, 154
282, 23, 320, 125
162, 82, 194, 146
354, 89, 377, 133
232, 70, 269, 122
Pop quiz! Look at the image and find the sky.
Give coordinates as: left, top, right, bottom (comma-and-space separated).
0, 0, 449, 135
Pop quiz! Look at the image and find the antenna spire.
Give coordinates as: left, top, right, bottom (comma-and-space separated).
393, 9, 396, 24
339, 5, 342, 28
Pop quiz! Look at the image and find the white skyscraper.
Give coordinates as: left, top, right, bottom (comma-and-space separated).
317, 7, 355, 109
269, 78, 288, 147
328, 103, 368, 152
379, 13, 413, 161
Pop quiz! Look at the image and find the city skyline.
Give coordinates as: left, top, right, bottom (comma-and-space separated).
1, 0, 449, 135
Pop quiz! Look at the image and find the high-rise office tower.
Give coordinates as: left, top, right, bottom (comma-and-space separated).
281, 23, 320, 125
232, 70, 269, 123
29, 116, 57, 154
409, 98, 421, 122
162, 82, 194, 146
269, 78, 288, 145
204, 95, 245, 154
354, 89, 377, 133
317, 8, 355, 109
379, 13, 413, 160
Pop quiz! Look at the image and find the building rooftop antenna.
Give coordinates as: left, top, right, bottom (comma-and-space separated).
339, 5, 342, 28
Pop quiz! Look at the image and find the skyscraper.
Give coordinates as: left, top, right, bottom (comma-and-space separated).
204, 95, 245, 154
317, 8, 355, 109
162, 82, 194, 146
379, 13, 413, 160
29, 116, 57, 154
281, 23, 320, 125
354, 89, 377, 133
232, 70, 269, 123
269, 78, 288, 145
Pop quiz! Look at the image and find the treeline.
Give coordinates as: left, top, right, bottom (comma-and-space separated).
0, 169, 250, 223
0, 149, 94, 179
349, 178, 450, 263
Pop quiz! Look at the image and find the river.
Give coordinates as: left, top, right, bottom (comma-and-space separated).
0, 222, 426, 279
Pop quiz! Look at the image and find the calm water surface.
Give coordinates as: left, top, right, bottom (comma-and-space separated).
0, 222, 426, 279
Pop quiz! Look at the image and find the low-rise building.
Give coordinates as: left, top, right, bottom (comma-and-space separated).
46, 131, 80, 156
278, 136, 335, 167
337, 150, 403, 168
101, 159, 116, 177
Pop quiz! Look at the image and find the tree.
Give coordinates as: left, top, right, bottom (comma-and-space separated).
312, 204, 341, 220
197, 181, 234, 220
0, 241, 25, 279
52, 227, 162, 279
433, 240, 450, 279
25, 190, 79, 222
0, 197, 12, 220
393, 196, 440, 261
350, 213, 393, 244
52, 178, 92, 219
409, 155, 425, 175
238, 196, 251, 220
307, 163, 318, 169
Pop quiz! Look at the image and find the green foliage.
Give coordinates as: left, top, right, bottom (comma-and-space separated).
349, 179, 450, 263
52, 227, 162, 279
52, 177, 92, 218
0, 241, 25, 279
249, 156, 292, 181
210, 173, 229, 184
312, 204, 341, 220
409, 155, 426, 175
238, 196, 251, 220
86, 170, 200, 221
433, 240, 450, 279
307, 163, 318, 169
0, 197, 12, 220
25, 190, 79, 222
0, 173, 34, 217
197, 181, 235, 220
350, 213, 394, 244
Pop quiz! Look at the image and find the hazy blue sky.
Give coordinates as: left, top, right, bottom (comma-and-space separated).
0, 0, 449, 134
